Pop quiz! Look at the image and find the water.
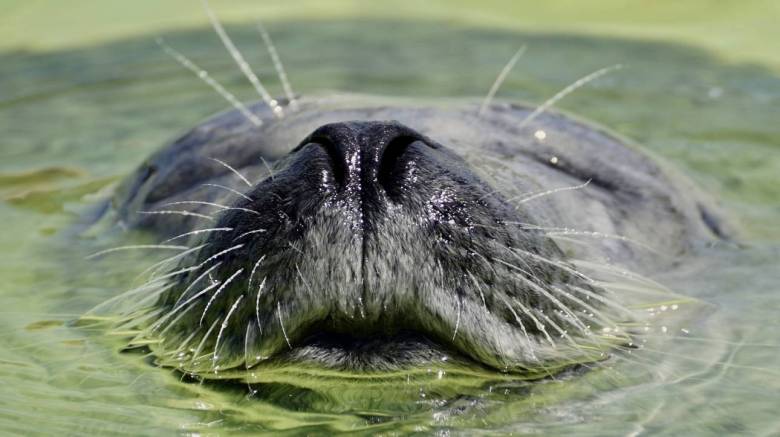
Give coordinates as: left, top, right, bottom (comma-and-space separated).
1, 10, 779, 436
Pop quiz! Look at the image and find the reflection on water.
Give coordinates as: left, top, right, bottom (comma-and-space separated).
1, 21, 779, 435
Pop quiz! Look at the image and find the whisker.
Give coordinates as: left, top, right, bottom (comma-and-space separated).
517, 64, 623, 130
191, 317, 221, 367
172, 261, 223, 308
257, 23, 297, 110
159, 280, 222, 332
498, 295, 536, 358
243, 321, 253, 374
201, 0, 283, 117
452, 295, 462, 341
507, 245, 596, 285
507, 179, 591, 205
295, 263, 313, 296
161, 228, 233, 244
247, 255, 267, 290
479, 45, 526, 117
156, 38, 263, 126
86, 244, 189, 260
138, 209, 214, 221
151, 294, 199, 334
201, 183, 254, 201
260, 157, 276, 181
277, 301, 292, 349
551, 285, 618, 330
208, 157, 253, 187
213, 295, 244, 368
200, 268, 244, 326
163, 200, 261, 216
466, 270, 488, 310
496, 258, 589, 333
509, 221, 662, 255
573, 259, 673, 292
569, 285, 636, 318
134, 246, 209, 286
233, 228, 267, 242
534, 309, 584, 350
512, 297, 556, 348
196, 244, 244, 269
255, 277, 267, 331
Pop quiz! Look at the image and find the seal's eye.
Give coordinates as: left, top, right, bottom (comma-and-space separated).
377, 136, 421, 198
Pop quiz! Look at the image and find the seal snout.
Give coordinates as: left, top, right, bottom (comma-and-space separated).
147, 119, 613, 373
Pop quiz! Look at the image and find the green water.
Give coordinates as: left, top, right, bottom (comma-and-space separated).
1, 6, 780, 436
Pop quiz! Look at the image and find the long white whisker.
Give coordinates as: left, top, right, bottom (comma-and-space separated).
572, 259, 673, 292
208, 157, 253, 187
497, 295, 536, 358
86, 244, 188, 260
135, 245, 208, 285
509, 221, 662, 255
452, 295, 462, 341
150, 281, 218, 333
191, 317, 221, 366
277, 302, 292, 349
552, 285, 618, 330
260, 157, 275, 181
466, 270, 488, 310
496, 258, 589, 333
512, 297, 556, 348
295, 264, 313, 296
196, 244, 244, 269
158, 306, 201, 338
255, 277, 267, 331
201, 183, 254, 201
161, 228, 233, 244
507, 245, 597, 285
517, 64, 623, 130
200, 268, 244, 326
508, 180, 591, 205
163, 200, 261, 216
479, 45, 526, 116
247, 255, 267, 290
170, 280, 222, 319
569, 285, 636, 318
156, 38, 262, 126
170, 261, 224, 309
213, 294, 244, 368
257, 23, 297, 110
233, 228, 266, 242
138, 210, 214, 221
201, 0, 283, 117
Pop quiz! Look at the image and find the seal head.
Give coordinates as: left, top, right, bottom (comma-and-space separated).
101, 96, 727, 376
152, 120, 604, 373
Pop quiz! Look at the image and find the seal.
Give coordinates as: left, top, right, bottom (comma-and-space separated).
93, 92, 729, 377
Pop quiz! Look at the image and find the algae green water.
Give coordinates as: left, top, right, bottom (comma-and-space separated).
1, 1, 779, 435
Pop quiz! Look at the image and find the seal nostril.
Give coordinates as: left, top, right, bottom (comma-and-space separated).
377, 136, 419, 197
308, 135, 347, 188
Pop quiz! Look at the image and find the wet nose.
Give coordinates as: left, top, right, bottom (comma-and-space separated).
299, 121, 430, 198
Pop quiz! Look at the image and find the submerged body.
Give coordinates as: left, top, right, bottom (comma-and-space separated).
97, 93, 728, 377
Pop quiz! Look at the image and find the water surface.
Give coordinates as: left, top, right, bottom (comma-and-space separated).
1, 12, 779, 436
